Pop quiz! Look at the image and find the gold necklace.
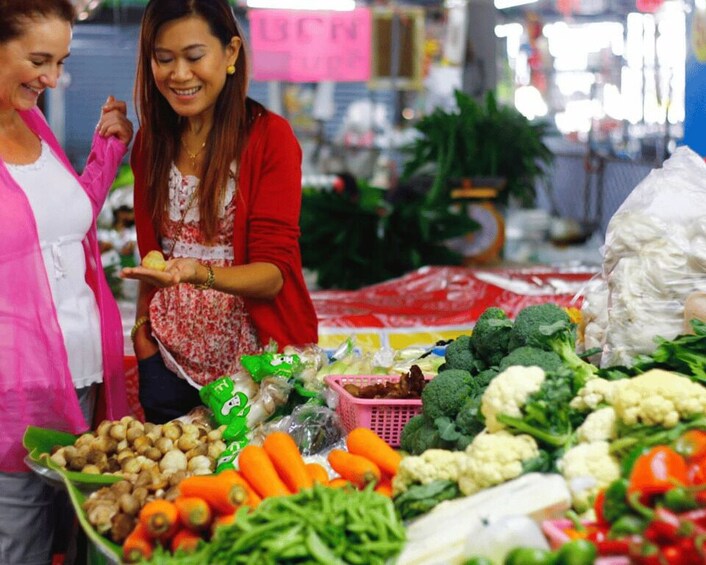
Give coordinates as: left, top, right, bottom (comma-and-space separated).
180, 138, 206, 168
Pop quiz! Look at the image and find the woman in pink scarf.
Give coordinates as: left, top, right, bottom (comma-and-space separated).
0, 1, 132, 563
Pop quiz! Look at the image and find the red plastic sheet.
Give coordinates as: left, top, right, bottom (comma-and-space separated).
311, 265, 597, 350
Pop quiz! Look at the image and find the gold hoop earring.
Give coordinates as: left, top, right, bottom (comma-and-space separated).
226, 65, 236, 75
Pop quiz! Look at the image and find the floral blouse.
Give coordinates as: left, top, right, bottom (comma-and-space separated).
149, 164, 260, 386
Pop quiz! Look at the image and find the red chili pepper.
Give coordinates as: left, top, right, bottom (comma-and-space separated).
681, 509, 706, 529
660, 544, 689, 565
629, 540, 662, 565
593, 538, 631, 555
687, 460, 706, 487
594, 489, 608, 527
628, 446, 689, 498
675, 430, 706, 463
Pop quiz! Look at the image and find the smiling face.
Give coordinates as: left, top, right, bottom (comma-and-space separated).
151, 15, 240, 123
0, 15, 71, 112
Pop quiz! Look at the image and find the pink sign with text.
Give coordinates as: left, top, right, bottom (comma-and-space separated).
248, 9, 372, 82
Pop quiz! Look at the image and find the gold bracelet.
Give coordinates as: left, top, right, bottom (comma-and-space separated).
130, 316, 150, 341
194, 263, 215, 290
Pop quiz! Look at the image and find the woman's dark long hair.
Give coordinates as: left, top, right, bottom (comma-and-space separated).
135, 0, 264, 241
0, 0, 75, 44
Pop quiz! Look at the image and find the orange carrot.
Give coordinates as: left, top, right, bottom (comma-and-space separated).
346, 427, 402, 476
305, 462, 330, 485
263, 431, 313, 492
170, 528, 203, 554
122, 522, 154, 564
216, 469, 262, 508
174, 496, 212, 531
237, 445, 291, 499
138, 499, 179, 540
327, 449, 381, 488
178, 474, 248, 515
328, 477, 353, 489
211, 512, 237, 534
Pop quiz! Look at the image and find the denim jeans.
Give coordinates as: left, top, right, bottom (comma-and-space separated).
137, 353, 202, 424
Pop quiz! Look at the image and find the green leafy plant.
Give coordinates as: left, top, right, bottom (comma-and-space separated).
299, 180, 478, 290
402, 90, 553, 207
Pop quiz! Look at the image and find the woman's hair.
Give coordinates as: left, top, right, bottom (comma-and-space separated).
0, 0, 76, 44
135, 0, 264, 241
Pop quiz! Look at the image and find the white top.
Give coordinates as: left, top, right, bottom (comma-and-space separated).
7, 140, 103, 389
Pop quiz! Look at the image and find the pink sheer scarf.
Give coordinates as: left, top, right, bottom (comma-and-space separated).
0, 108, 129, 472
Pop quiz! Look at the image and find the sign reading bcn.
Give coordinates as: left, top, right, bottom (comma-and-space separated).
248, 8, 372, 82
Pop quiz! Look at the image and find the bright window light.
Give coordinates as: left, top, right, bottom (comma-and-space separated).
246, 0, 356, 10
514, 85, 548, 120
494, 0, 537, 10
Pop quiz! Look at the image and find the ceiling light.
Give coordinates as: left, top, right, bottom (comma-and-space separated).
246, 0, 356, 10
494, 0, 538, 9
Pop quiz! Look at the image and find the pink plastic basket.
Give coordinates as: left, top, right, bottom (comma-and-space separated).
324, 374, 423, 447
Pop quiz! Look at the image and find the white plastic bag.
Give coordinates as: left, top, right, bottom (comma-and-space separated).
584, 146, 706, 367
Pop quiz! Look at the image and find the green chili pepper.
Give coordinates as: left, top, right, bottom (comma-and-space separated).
504, 547, 556, 565
609, 514, 647, 537
555, 539, 597, 565
662, 486, 700, 512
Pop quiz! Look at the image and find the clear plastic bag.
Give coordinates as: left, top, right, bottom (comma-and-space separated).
583, 147, 706, 367
256, 404, 346, 456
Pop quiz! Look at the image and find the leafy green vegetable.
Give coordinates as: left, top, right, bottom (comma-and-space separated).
393, 480, 461, 521
401, 90, 553, 208
299, 180, 478, 290
400, 414, 454, 455
496, 369, 579, 450
634, 319, 706, 383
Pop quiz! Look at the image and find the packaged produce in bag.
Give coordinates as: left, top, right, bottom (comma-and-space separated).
240, 352, 302, 382
199, 373, 291, 441
583, 146, 706, 367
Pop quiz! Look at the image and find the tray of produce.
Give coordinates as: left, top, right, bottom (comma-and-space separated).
325, 365, 428, 446
23, 425, 123, 490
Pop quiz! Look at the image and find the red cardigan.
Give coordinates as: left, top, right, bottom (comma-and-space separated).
131, 111, 318, 350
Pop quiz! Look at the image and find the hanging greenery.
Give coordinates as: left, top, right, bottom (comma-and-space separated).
299, 180, 478, 290
401, 90, 554, 207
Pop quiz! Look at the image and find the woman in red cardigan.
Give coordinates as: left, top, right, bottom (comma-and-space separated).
122, 0, 317, 424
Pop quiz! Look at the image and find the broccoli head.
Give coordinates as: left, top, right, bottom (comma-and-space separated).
499, 346, 564, 373
444, 335, 485, 373
469, 307, 514, 367
508, 303, 597, 389
508, 303, 571, 351
421, 369, 475, 420
399, 414, 449, 455
473, 368, 499, 390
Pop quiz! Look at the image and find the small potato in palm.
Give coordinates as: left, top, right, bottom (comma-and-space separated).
142, 250, 167, 271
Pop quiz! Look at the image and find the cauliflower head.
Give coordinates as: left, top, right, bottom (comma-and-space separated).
613, 369, 706, 428
481, 366, 545, 433
391, 449, 467, 495
457, 431, 539, 496
570, 378, 617, 412
577, 407, 617, 443
558, 441, 621, 512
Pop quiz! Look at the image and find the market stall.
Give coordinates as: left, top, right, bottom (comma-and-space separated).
25, 146, 706, 565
